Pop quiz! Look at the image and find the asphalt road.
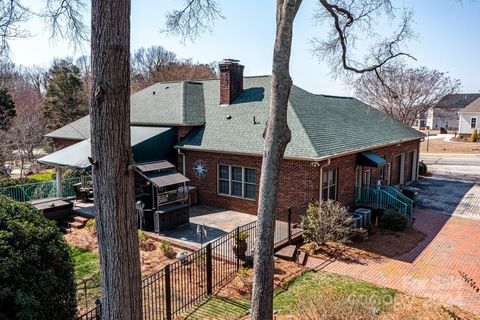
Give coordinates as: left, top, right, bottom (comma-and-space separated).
420, 156, 480, 166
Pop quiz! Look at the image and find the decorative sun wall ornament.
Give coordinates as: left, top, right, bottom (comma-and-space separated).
193, 160, 207, 179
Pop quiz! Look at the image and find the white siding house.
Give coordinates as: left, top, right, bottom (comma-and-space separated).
459, 97, 480, 137
414, 94, 480, 131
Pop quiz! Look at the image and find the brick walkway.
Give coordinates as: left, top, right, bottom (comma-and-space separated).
305, 209, 480, 315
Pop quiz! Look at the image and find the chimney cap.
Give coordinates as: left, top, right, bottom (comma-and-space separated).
222, 58, 240, 64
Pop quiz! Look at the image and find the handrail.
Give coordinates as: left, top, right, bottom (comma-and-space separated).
0, 176, 92, 202
356, 186, 413, 225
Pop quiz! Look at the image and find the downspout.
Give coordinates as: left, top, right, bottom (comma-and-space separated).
177, 148, 186, 175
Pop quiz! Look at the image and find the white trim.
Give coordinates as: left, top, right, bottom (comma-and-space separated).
175, 137, 423, 162
217, 164, 256, 201
470, 116, 477, 129
411, 149, 418, 181
399, 153, 405, 185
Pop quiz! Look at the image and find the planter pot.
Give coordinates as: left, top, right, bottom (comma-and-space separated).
233, 239, 248, 257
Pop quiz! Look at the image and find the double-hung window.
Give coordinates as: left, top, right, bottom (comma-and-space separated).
322, 169, 337, 201
218, 165, 256, 200
471, 117, 477, 129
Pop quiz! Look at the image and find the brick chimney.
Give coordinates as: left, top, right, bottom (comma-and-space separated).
219, 59, 244, 105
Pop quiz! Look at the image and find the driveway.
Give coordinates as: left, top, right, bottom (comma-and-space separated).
415, 160, 480, 220
305, 160, 480, 314
306, 209, 480, 315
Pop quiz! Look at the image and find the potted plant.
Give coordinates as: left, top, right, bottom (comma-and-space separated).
233, 230, 249, 257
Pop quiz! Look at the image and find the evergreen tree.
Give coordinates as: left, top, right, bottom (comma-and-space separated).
0, 86, 16, 130
43, 59, 88, 131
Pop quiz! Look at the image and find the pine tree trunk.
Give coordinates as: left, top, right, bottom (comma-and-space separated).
90, 1, 142, 319
251, 1, 301, 319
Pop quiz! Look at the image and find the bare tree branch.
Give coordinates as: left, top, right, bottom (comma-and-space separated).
0, 0, 30, 57
41, 0, 88, 50
164, 0, 224, 41
313, 0, 416, 79
353, 62, 461, 125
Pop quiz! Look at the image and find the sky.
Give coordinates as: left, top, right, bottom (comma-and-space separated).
9, 0, 480, 96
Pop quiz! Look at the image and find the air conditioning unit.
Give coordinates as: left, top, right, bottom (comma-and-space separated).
351, 213, 363, 229
355, 208, 372, 226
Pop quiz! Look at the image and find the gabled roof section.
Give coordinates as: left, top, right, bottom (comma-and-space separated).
130, 81, 205, 125
46, 81, 206, 140
435, 94, 480, 109
45, 116, 90, 140
177, 76, 424, 159
461, 97, 480, 113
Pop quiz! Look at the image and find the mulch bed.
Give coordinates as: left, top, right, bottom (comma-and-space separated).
64, 228, 188, 276
299, 226, 427, 262
216, 258, 305, 300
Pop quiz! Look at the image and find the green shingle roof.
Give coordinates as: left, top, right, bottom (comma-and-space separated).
46, 81, 206, 140
39, 127, 173, 168
177, 76, 424, 159
47, 75, 424, 160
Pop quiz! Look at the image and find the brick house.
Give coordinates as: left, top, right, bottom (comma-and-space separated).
41, 59, 424, 215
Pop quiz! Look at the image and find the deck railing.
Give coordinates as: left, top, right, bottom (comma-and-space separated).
0, 176, 92, 202
355, 186, 413, 224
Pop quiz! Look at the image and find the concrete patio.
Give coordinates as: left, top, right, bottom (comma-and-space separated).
155, 205, 257, 249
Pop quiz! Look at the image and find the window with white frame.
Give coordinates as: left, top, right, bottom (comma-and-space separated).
218, 165, 256, 199
471, 117, 477, 129
322, 169, 337, 201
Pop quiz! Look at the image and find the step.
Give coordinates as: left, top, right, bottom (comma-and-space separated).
58, 225, 72, 234
296, 251, 307, 265
274, 245, 297, 261
72, 215, 89, 224
67, 221, 85, 229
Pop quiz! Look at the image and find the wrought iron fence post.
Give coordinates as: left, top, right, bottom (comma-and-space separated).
165, 264, 172, 320
206, 243, 212, 295
236, 227, 240, 270
287, 207, 292, 244
94, 299, 101, 320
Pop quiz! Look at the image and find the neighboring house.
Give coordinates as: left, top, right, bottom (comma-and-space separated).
413, 94, 480, 131
40, 59, 424, 214
458, 97, 480, 138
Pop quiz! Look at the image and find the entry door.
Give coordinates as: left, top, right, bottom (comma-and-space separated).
391, 155, 401, 185
385, 163, 392, 185
363, 170, 371, 187
355, 167, 362, 199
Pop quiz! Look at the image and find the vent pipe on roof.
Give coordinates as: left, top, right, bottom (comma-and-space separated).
219, 59, 244, 105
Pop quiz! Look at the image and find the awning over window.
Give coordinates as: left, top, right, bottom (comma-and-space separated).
357, 151, 386, 168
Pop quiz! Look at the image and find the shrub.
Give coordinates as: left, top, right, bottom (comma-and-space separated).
85, 219, 96, 235
301, 201, 353, 251
138, 231, 156, 251
381, 211, 408, 232
233, 230, 249, 241
63, 168, 87, 179
418, 161, 427, 175
159, 240, 176, 259
0, 196, 76, 319
0, 177, 19, 187
471, 128, 478, 142
138, 230, 148, 243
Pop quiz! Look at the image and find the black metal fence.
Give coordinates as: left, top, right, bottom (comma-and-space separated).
77, 203, 308, 320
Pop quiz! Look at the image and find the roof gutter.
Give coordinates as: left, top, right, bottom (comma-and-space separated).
174, 137, 423, 162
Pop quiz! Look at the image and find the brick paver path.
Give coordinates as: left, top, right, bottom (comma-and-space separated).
305, 209, 480, 315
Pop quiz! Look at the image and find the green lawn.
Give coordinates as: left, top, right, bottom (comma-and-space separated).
70, 246, 101, 310
27, 172, 56, 182
183, 270, 397, 319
